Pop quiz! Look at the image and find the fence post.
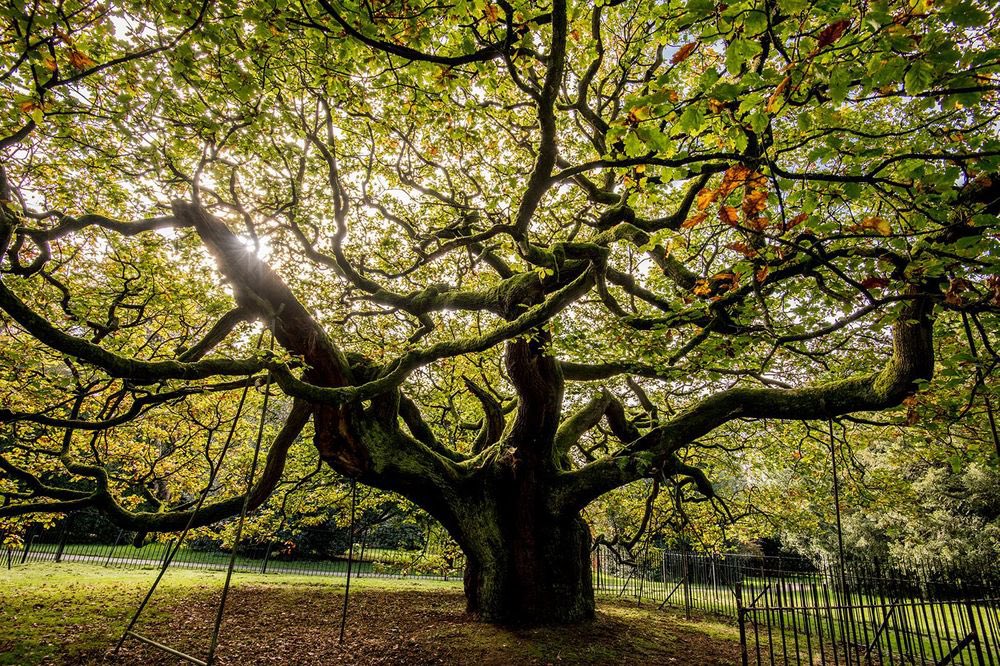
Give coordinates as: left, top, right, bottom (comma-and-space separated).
54, 518, 71, 563
736, 581, 749, 666
595, 545, 602, 592
160, 539, 174, 570
104, 529, 123, 568
682, 550, 692, 619
965, 600, 987, 666
20, 530, 35, 564
261, 541, 273, 575
5, 547, 11, 570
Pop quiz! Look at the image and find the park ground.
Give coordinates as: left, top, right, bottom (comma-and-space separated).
0, 563, 742, 665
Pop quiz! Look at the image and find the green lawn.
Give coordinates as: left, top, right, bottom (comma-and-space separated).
0, 563, 461, 665
0, 562, 743, 665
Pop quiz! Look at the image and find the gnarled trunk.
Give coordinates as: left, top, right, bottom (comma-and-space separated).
455, 474, 595, 625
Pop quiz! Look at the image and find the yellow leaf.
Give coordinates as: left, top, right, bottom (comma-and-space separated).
766, 76, 790, 114
862, 216, 891, 236
627, 105, 651, 124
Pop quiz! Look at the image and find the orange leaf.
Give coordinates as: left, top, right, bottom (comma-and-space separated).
67, 49, 95, 70
692, 279, 713, 296
726, 242, 758, 258
681, 212, 708, 229
755, 266, 770, 283
718, 206, 739, 226
783, 212, 808, 231
484, 3, 500, 23
719, 165, 751, 197
742, 189, 768, 216
671, 42, 698, 65
695, 188, 718, 210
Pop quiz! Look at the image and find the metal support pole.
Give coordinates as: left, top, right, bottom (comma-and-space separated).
339, 478, 358, 644
736, 582, 749, 666
54, 517, 71, 563
105, 530, 123, 568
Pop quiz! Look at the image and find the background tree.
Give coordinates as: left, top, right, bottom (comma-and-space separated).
0, 0, 998, 624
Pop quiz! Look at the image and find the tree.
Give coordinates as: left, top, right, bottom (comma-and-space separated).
0, 0, 998, 625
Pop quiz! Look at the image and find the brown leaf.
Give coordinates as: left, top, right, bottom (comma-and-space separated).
711, 272, 738, 291
860, 216, 891, 236
945, 277, 970, 306
671, 42, 698, 65
816, 20, 850, 49
726, 242, 758, 258
718, 206, 739, 226
859, 276, 890, 290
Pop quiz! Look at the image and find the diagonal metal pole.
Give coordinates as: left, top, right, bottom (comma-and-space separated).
206, 334, 275, 665
115, 332, 264, 657
339, 478, 358, 644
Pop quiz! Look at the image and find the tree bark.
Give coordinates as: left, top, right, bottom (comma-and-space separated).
457, 472, 595, 625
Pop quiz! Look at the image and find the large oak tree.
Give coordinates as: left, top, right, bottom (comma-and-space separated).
0, 0, 998, 624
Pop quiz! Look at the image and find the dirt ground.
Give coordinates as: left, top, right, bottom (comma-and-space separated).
92, 585, 741, 665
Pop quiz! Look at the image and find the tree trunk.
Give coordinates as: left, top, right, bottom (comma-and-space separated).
459, 497, 595, 625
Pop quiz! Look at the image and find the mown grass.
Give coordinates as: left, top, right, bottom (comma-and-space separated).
0, 563, 459, 665
0, 562, 743, 665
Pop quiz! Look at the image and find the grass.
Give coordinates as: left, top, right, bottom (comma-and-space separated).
0, 562, 459, 665
0, 562, 742, 665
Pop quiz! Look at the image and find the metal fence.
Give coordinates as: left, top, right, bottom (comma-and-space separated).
4, 518, 465, 581
592, 544, 1000, 665
7, 517, 1000, 664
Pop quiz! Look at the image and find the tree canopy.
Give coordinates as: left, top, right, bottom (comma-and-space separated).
0, 0, 998, 623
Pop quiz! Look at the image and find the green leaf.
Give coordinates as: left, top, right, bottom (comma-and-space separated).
623, 131, 646, 157
725, 39, 762, 76
904, 61, 935, 94
942, 0, 990, 27
677, 105, 705, 134
829, 66, 852, 104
